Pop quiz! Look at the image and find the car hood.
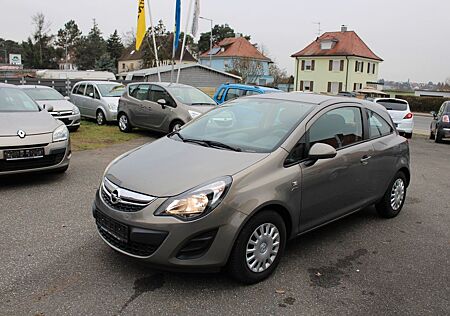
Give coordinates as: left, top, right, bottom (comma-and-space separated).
0, 111, 60, 136
105, 136, 269, 197
103, 96, 120, 106
187, 105, 216, 113
35, 100, 75, 112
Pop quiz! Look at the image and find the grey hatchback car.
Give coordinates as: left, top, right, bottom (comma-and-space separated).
117, 82, 217, 133
0, 84, 71, 175
93, 93, 410, 284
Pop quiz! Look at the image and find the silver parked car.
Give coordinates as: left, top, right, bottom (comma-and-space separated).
69, 81, 125, 125
117, 82, 217, 133
93, 93, 410, 284
0, 83, 70, 175
19, 85, 81, 132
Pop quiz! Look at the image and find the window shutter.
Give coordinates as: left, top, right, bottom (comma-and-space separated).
339, 82, 343, 92
301, 60, 305, 71
355, 61, 358, 72
310, 81, 314, 91
373, 64, 376, 74
353, 83, 357, 91
300, 80, 304, 91
329, 60, 333, 71
361, 62, 364, 72
367, 63, 370, 73
311, 60, 315, 71
340, 60, 344, 71
327, 82, 332, 93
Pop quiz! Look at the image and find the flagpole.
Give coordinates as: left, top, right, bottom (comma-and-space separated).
146, 0, 161, 82
176, 0, 194, 83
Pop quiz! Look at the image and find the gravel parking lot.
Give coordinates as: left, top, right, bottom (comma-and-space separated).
1, 134, 449, 316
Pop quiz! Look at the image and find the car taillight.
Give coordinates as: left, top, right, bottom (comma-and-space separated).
403, 113, 413, 119
443, 115, 450, 123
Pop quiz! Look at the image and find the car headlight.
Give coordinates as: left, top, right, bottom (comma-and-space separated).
188, 110, 201, 119
155, 176, 232, 221
108, 103, 118, 111
72, 106, 80, 115
53, 124, 69, 142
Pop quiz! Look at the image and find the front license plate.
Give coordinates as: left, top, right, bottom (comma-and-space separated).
4, 148, 44, 160
96, 211, 129, 242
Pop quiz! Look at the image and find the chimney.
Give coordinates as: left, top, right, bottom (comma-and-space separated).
341, 25, 348, 32
235, 33, 242, 38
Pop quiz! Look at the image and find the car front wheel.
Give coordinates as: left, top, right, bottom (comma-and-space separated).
375, 171, 407, 218
96, 110, 106, 125
228, 210, 286, 284
118, 113, 132, 133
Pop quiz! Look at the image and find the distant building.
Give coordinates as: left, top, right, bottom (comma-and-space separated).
117, 46, 197, 76
291, 26, 383, 94
199, 36, 273, 85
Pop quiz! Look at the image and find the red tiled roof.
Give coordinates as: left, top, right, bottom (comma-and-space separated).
200, 37, 271, 61
291, 31, 382, 61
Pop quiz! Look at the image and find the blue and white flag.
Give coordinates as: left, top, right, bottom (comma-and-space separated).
191, 0, 200, 37
173, 0, 182, 50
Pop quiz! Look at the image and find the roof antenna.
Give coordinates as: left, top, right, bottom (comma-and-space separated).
313, 22, 322, 37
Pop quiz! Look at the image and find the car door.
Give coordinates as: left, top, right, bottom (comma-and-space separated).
84, 84, 97, 117
145, 85, 174, 131
299, 104, 375, 232
432, 103, 445, 133
73, 83, 87, 116
130, 84, 151, 127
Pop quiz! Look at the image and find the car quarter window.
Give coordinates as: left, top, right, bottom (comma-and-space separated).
216, 88, 225, 101
309, 106, 363, 149
130, 84, 150, 101
75, 84, 85, 95
367, 110, 393, 139
94, 87, 101, 99
285, 135, 307, 166
245, 90, 260, 96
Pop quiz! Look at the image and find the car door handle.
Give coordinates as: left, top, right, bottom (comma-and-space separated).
360, 155, 372, 165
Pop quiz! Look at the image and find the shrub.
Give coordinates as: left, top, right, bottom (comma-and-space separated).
395, 95, 450, 113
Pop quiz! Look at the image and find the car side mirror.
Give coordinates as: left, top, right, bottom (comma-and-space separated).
157, 98, 167, 109
430, 111, 437, 118
308, 143, 337, 160
42, 104, 54, 112
64, 96, 70, 101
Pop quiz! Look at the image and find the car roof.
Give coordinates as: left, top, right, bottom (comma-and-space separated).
127, 82, 199, 89
0, 83, 18, 89
18, 85, 54, 89
221, 83, 280, 91
74, 81, 122, 85
373, 97, 408, 103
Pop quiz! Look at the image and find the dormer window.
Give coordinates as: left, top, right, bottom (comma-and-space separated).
320, 40, 335, 50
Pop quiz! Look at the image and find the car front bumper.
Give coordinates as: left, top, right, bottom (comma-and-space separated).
51, 113, 81, 128
0, 133, 70, 176
441, 127, 450, 138
92, 188, 247, 271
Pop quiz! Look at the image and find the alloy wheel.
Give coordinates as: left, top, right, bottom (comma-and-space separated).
390, 178, 405, 211
119, 115, 128, 131
97, 111, 105, 125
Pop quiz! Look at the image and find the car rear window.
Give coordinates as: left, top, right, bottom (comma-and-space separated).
376, 99, 408, 111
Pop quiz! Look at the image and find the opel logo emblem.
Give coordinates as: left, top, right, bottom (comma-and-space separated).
17, 130, 26, 138
110, 190, 121, 205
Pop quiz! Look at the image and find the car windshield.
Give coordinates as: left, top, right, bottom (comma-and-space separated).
166, 86, 216, 106
23, 88, 64, 101
0, 88, 40, 112
377, 99, 408, 111
97, 84, 126, 97
174, 98, 315, 153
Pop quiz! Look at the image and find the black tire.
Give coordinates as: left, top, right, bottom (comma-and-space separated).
375, 171, 407, 218
429, 130, 435, 140
68, 126, 79, 132
118, 113, 132, 133
227, 210, 286, 284
435, 128, 443, 143
404, 133, 413, 139
96, 110, 106, 125
169, 120, 184, 133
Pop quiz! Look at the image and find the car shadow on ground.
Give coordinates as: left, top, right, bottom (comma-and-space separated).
0, 172, 68, 189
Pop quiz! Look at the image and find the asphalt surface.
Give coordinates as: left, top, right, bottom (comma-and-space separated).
1, 134, 449, 316
413, 114, 432, 134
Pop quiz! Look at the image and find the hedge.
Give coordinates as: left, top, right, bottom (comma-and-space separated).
395, 95, 450, 113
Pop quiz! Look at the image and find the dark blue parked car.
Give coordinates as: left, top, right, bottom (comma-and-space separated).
213, 83, 281, 104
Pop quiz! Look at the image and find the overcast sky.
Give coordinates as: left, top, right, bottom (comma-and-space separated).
1, 0, 449, 83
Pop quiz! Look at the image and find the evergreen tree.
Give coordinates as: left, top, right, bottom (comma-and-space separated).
95, 53, 116, 73
197, 24, 251, 53
106, 30, 124, 72
75, 19, 107, 70
56, 20, 82, 50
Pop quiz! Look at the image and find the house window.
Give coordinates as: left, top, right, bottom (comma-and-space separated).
329, 60, 344, 71
353, 83, 363, 91
355, 61, 364, 72
299, 80, 314, 91
372, 64, 376, 74
301, 60, 315, 71
130, 63, 134, 70
122, 63, 126, 70
320, 40, 333, 50
327, 82, 343, 94
367, 63, 371, 74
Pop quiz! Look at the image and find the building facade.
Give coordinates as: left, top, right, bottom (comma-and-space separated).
291, 27, 382, 94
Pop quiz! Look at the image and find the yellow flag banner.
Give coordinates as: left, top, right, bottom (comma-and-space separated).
136, 0, 146, 51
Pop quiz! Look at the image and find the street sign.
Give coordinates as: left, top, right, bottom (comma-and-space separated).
9, 54, 22, 65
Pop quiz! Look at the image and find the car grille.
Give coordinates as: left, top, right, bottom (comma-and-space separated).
0, 153, 65, 172
94, 209, 162, 257
50, 110, 73, 117
58, 118, 73, 125
100, 178, 156, 213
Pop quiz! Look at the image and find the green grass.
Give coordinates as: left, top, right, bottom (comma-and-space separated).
70, 120, 143, 151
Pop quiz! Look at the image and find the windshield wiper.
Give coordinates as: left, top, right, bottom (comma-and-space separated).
202, 140, 242, 152
190, 102, 216, 106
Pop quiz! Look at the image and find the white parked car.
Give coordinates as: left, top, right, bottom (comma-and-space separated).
374, 98, 413, 139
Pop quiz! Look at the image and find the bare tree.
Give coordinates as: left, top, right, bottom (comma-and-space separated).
269, 63, 289, 86
31, 13, 53, 66
228, 58, 264, 84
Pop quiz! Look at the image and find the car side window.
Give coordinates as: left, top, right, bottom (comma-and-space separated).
94, 87, 101, 99
438, 104, 445, 116
245, 90, 260, 96
148, 85, 173, 105
76, 84, 85, 95
309, 107, 363, 149
367, 110, 393, 139
85, 84, 94, 98
131, 84, 150, 101
224, 88, 244, 102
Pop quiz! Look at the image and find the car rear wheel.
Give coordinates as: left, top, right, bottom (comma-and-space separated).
96, 110, 106, 125
429, 130, 435, 140
227, 210, 286, 284
435, 128, 443, 143
375, 171, 407, 218
118, 113, 132, 133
